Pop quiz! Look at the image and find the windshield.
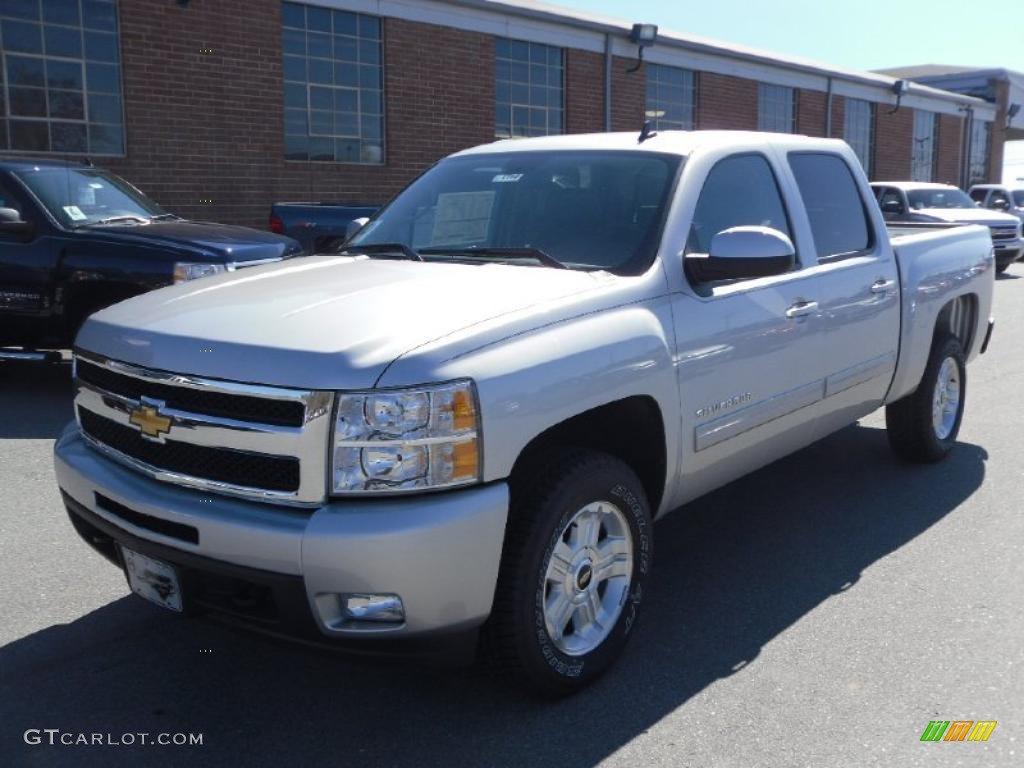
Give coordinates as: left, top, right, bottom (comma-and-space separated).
907, 188, 976, 210
348, 150, 682, 273
13, 167, 168, 228
1013, 191, 1024, 207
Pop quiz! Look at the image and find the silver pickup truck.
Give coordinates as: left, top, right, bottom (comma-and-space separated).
55, 131, 995, 695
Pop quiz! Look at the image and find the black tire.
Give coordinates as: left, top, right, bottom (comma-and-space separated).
886, 334, 966, 462
483, 451, 652, 696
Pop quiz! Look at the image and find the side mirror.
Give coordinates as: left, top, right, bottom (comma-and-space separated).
993, 200, 1011, 211
881, 199, 904, 215
685, 226, 795, 283
0, 207, 34, 240
345, 216, 370, 241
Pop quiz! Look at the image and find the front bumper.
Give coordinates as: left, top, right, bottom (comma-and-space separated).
54, 424, 509, 645
993, 240, 1023, 267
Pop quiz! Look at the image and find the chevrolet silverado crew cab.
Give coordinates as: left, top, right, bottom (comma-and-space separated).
55, 132, 996, 695
0, 159, 302, 361
871, 180, 1023, 272
969, 183, 1024, 230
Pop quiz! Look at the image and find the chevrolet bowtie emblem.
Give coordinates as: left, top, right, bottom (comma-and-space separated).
129, 404, 172, 439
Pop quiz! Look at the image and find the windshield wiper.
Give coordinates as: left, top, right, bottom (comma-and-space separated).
417, 246, 568, 270
80, 215, 151, 227
337, 243, 424, 261
150, 213, 179, 221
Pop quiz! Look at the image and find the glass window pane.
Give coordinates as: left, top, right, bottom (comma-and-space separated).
88, 122, 122, 154
789, 153, 870, 259
10, 87, 47, 117
84, 31, 117, 61
3, 0, 41, 20
358, 38, 379, 65
282, 55, 305, 82
7, 56, 45, 87
87, 92, 120, 122
334, 88, 357, 111
10, 119, 49, 151
308, 57, 332, 84
358, 15, 379, 39
82, 0, 117, 31
306, 6, 331, 32
3, 20, 43, 53
44, 0, 81, 25
50, 89, 85, 119
333, 11, 357, 35
334, 36, 357, 62
285, 133, 308, 160
51, 121, 88, 151
44, 25, 83, 58
86, 62, 119, 93
281, 2, 305, 29
360, 89, 380, 114
282, 27, 305, 55
47, 60, 83, 90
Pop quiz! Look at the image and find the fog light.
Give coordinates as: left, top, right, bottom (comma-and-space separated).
342, 593, 405, 623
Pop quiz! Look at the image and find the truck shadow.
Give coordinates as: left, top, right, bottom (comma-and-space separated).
0, 361, 74, 439
0, 423, 987, 768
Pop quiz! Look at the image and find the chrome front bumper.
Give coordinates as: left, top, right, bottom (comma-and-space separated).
54, 423, 509, 639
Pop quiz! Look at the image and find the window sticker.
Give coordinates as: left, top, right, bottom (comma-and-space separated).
492, 173, 523, 183
63, 205, 87, 221
431, 191, 495, 245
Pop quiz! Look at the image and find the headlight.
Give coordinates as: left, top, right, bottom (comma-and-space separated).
173, 262, 227, 283
331, 380, 481, 494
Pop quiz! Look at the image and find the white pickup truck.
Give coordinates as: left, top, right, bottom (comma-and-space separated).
55, 131, 995, 695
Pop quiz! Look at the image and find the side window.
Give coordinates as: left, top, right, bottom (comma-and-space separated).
969, 188, 988, 204
788, 152, 872, 260
686, 154, 792, 256
989, 190, 1011, 211
0, 182, 23, 217
878, 187, 905, 216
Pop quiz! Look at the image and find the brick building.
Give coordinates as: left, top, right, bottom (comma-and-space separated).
0, 0, 1000, 227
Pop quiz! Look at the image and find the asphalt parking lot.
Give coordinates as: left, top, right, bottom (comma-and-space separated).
1, 271, 1022, 768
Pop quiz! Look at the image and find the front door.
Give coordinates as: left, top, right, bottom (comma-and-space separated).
0, 179, 54, 345
669, 152, 827, 505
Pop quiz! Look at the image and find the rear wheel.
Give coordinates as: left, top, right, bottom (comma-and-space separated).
886, 334, 966, 462
483, 451, 652, 696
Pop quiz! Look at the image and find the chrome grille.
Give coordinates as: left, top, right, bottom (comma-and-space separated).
73, 351, 333, 506
989, 226, 1018, 242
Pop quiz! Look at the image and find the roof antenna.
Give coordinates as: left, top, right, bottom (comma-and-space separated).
638, 120, 657, 144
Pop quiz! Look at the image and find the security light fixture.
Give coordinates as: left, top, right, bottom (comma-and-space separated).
627, 23, 658, 73
1007, 103, 1021, 129
887, 79, 910, 115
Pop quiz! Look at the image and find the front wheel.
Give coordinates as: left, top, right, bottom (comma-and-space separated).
483, 452, 652, 696
886, 334, 966, 462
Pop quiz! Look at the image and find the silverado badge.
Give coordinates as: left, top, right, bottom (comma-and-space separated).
128, 402, 172, 440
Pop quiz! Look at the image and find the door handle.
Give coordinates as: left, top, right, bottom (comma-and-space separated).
870, 279, 896, 294
785, 300, 819, 319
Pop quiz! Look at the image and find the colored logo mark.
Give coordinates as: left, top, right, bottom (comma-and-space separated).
920, 720, 997, 742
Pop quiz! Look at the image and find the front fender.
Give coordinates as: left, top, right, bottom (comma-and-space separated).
377, 296, 681, 514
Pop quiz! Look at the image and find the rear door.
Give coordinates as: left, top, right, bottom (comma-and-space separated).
783, 152, 901, 436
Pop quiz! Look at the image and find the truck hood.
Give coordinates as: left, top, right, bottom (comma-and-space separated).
913, 208, 1020, 228
78, 255, 619, 390
87, 220, 303, 262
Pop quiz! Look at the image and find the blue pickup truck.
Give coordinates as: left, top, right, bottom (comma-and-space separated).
0, 158, 302, 359
269, 202, 379, 253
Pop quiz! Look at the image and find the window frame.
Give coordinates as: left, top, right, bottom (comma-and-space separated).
757, 83, 796, 134
0, 0, 126, 157
494, 37, 565, 140
968, 120, 991, 186
645, 63, 696, 132
843, 98, 875, 177
786, 150, 877, 264
683, 151, 800, 294
281, 1, 385, 165
910, 109, 938, 182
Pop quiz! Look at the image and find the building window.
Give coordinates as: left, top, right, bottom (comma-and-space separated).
843, 98, 875, 177
0, 0, 124, 155
645, 64, 695, 131
758, 84, 795, 133
968, 119, 991, 185
495, 38, 563, 139
911, 110, 937, 181
282, 1, 383, 164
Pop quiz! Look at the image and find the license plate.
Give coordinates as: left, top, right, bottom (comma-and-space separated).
121, 547, 183, 612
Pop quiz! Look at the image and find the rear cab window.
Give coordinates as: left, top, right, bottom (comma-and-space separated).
787, 152, 874, 261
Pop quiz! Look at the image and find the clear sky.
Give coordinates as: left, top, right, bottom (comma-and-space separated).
552, 0, 1024, 180
550, 0, 1023, 72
